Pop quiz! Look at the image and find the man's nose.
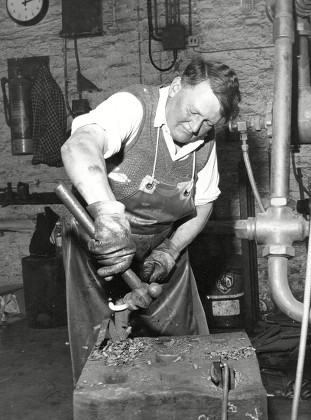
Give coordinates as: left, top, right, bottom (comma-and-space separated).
191, 116, 204, 134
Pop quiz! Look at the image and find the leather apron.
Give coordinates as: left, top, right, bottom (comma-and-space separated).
63, 128, 209, 385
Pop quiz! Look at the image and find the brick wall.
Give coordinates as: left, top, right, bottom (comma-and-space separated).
0, 0, 310, 314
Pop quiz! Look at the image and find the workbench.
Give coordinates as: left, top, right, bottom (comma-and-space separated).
74, 331, 267, 419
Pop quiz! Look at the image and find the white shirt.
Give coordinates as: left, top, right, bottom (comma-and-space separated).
71, 87, 220, 205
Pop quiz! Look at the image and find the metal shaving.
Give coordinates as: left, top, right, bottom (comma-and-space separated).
90, 338, 151, 366
205, 345, 255, 360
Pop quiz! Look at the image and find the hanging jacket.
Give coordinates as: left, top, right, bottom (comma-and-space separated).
31, 65, 67, 167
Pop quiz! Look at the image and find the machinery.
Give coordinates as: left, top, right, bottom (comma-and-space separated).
228, 2, 311, 418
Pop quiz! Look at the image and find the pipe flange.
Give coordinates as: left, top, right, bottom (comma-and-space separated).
262, 244, 295, 258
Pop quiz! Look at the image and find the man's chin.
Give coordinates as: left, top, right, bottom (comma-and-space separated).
172, 132, 192, 144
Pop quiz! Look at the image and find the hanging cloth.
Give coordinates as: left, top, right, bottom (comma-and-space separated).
31, 65, 67, 167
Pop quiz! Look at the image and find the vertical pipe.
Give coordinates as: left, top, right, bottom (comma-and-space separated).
271, 0, 294, 200
291, 220, 311, 419
297, 17, 310, 88
221, 363, 229, 420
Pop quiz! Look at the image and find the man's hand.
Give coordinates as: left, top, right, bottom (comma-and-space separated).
87, 201, 136, 278
122, 284, 154, 311
142, 238, 180, 284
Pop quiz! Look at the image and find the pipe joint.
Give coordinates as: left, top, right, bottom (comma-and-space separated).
262, 244, 295, 258
270, 197, 287, 206
234, 217, 256, 240
255, 206, 308, 246
273, 17, 294, 43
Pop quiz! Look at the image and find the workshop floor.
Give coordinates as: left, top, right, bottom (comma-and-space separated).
1, 316, 311, 420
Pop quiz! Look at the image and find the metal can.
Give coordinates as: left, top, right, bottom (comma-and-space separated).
205, 255, 245, 329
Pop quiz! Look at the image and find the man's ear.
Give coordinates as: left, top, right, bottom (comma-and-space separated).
168, 77, 182, 98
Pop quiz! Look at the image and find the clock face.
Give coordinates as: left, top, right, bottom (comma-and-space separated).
6, 0, 49, 26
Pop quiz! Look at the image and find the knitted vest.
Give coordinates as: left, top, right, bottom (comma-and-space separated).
105, 85, 215, 201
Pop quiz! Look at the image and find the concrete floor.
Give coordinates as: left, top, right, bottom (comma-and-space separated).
0, 317, 73, 420
1, 316, 311, 420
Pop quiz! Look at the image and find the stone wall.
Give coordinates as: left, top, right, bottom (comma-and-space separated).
0, 1, 310, 315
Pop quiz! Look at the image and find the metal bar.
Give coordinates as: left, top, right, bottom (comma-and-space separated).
221, 363, 230, 420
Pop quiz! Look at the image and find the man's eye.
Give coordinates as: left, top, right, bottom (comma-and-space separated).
204, 120, 213, 127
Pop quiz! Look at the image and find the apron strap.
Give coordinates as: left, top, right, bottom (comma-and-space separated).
148, 127, 161, 187
149, 127, 196, 195
184, 151, 196, 195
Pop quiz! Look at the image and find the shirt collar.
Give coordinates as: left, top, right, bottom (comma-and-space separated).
154, 86, 168, 128
154, 86, 204, 161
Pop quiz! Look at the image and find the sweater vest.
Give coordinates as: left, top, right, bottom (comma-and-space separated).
105, 85, 215, 201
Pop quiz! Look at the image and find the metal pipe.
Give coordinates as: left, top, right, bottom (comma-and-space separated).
268, 256, 311, 323
221, 362, 229, 420
297, 16, 310, 88
270, 0, 294, 201
297, 16, 311, 144
241, 141, 265, 213
291, 219, 311, 419
264, 1, 311, 324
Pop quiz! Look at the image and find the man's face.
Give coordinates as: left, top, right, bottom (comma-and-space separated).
165, 78, 222, 144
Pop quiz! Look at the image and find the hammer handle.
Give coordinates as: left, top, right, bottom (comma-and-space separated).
55, 183, 144, 291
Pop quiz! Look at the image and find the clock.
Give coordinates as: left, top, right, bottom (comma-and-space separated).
6, 0, 49, 26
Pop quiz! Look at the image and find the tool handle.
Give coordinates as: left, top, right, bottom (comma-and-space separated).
55, 183, 95, 237
54, 183, 161, 295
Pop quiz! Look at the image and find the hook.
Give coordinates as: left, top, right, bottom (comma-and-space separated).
108, 298, 129, 312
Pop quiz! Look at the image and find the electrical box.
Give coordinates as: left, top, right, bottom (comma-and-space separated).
59, 0, 102, 38
162, 24, 186, 50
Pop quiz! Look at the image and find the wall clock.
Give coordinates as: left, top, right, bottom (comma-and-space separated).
6, 0, 49, 26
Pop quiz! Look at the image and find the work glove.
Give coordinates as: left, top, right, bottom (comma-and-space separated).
87, 200, 136, 278
122, 284, 154, 311
142, 238, 180, 284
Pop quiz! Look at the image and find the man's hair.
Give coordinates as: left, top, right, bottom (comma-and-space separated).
181, 57, 241, 122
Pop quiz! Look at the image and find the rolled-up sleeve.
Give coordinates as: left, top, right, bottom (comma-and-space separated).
71, 92, 143, 158
194, 142, 221, 206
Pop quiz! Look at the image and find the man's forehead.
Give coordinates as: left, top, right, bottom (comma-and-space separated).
190, 84, 221, 120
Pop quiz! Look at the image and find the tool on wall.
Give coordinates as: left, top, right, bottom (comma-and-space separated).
63, 37, 102, 119
59, 0, 103, 119
0, 182, 61, 207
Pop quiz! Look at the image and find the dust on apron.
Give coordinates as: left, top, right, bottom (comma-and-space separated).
63, 127, 208, 385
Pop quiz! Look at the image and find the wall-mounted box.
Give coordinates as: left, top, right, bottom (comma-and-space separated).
59, 0, 102, 38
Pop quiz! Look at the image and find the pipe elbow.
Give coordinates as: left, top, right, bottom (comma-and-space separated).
268, 256, 311, 323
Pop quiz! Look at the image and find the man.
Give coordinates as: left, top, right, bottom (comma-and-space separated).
61, 56, 241, 384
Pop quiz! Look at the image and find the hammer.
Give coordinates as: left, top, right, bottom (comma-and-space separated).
54, 183, 162, 311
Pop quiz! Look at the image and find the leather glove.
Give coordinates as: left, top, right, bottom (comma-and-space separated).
87, 200, 136, 278
122, 284, 154, 311
142, 238, 180, 284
